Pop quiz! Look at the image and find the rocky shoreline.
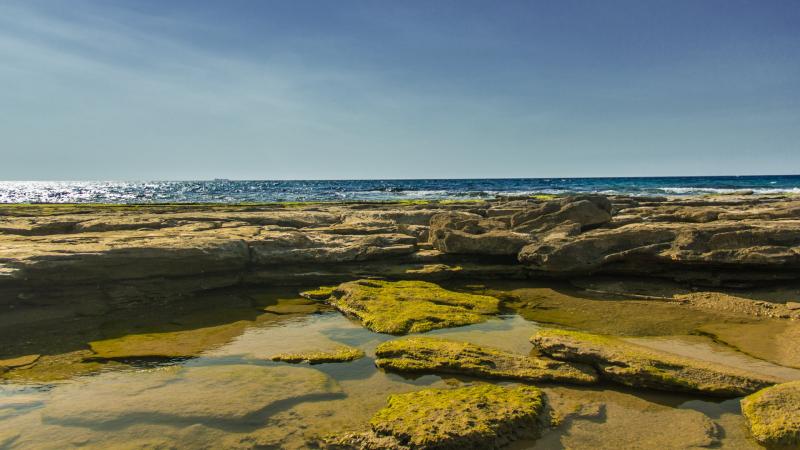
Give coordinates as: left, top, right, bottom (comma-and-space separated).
2, 193, 800, 448
2, 194, 799, 314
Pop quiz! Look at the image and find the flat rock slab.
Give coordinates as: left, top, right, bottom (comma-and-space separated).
530, 329, 781, 397
305, 279, 500, 334
742, 380, 800, 447
375, 337, 598, 384
42, 364, 341, 426
329, 384, 546, 450
271, 345, 365, 364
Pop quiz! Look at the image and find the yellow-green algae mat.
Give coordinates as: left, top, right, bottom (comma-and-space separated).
271, 345, 365, 364
327, 384, 546, 449
375, 336, 597, 384
741, 380, 800, 448
301, 279, 500, 334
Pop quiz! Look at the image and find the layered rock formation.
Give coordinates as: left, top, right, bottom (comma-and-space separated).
2, 194, 799, 322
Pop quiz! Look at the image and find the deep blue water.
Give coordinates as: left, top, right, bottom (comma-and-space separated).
1, 176, 798, 203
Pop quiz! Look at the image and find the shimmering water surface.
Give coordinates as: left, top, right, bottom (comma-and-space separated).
2, 283, 798, 449
1, 175, 799, 203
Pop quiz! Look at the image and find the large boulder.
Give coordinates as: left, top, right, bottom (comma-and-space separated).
375, 336, 598, 384
511, 196, 612, 234
531, 328, 781, 396
741, 380, 800, 447
328, 384, 546, 449
302, 279, 500, 334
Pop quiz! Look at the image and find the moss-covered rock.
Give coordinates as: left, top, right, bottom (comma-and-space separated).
531, 328, 780, 397
307, 279, 501, 334
741, 380, 800, 447
375, 337, 597, 384
329, 384, 546, 449
271, 346, 365, 364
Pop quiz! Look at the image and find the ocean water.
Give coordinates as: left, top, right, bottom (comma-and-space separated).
0, 175, 798, 203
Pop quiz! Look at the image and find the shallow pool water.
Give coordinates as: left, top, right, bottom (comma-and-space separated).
0, 283, 794, 449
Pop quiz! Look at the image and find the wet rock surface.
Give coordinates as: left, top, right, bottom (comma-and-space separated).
328, 384, 546, 450
375, 336, 598, 384
741, 380, 800, 448
531, 328, 781, 396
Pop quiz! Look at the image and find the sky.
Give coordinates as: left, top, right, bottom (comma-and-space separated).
0, 0, 798, 180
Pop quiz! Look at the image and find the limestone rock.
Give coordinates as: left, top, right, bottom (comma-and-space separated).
430, 211, 532, 256
328, 384, 546, 450
741, 380, 800, 447
530, 328, 780, 396
311, 279, 500, 334
375, 336, 598, 384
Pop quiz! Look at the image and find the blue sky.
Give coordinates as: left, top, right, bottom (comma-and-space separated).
1, 0, 798, 180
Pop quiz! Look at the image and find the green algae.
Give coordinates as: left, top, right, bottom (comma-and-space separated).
375, 336, 597, 384
741, 380, 800, 448
310, 279, 501, 334
531, 328, 780, 397
271, 346, 365, 364
331, 384, 546, 449
88, 321, 252, 359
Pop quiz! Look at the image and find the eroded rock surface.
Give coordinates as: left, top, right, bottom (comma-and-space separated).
328, 384, 546, 450
375, 337, 597, 384
305, 280, 500, 334
531, 329, 781, 396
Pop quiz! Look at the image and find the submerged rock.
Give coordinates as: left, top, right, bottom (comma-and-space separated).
42, 365, 342, 425
530, 329, 780, 396
329, 384, 546, 450
88, 321, 252, 359
306, 279, 500, 334
271, 346, 365, 364
375, 337, 597, 384
741, 380, 800, 447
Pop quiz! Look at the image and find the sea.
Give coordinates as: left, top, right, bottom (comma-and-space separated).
1, 175, 798, 204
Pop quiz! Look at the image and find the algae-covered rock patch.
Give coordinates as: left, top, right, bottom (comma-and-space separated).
271, 346, 365, 364
531, 328, 780, 397
375, 337, 597, 384
329, 384, 546, 449
305, 279, 500, 334
88, 321, 252, 360
742, 380, 800, 448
